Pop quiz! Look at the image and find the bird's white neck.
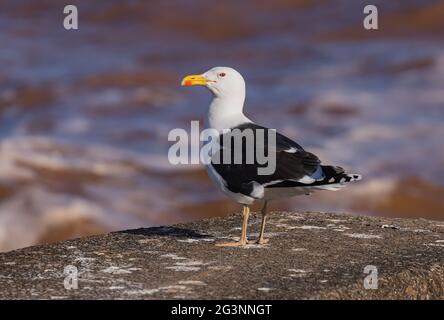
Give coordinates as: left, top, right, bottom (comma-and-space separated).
207, 95, 251, 132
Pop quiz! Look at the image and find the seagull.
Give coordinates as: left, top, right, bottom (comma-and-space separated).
181, 67, 361, 246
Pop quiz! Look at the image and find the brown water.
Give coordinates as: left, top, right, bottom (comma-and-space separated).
1, 0, 444, 251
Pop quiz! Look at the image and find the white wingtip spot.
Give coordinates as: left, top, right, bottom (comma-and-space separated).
284, 147, 298, 153
297, 175, 316, 184
348, 174, 362, 182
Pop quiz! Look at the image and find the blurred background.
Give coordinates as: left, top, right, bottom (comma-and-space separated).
0, 0, 443, 252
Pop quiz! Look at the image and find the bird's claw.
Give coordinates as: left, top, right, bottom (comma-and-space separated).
215, 240, 248, 247
248, 238, 269, 245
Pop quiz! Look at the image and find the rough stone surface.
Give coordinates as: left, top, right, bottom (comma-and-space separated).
0, 211, 443, 299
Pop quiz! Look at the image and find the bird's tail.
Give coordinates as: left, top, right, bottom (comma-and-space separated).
315, 165, 362, 191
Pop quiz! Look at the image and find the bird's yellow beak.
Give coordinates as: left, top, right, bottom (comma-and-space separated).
181, 74, 208, 87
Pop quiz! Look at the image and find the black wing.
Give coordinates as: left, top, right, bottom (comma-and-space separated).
210, 123, 321, 195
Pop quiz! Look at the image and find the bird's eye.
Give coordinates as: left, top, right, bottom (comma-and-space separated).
218, 72, 226, 77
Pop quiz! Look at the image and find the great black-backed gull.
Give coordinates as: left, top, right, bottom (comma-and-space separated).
181, 67, 361, 246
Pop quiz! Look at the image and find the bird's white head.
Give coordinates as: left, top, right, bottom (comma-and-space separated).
181, 66, 250, 130
181, 66, 245, 101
